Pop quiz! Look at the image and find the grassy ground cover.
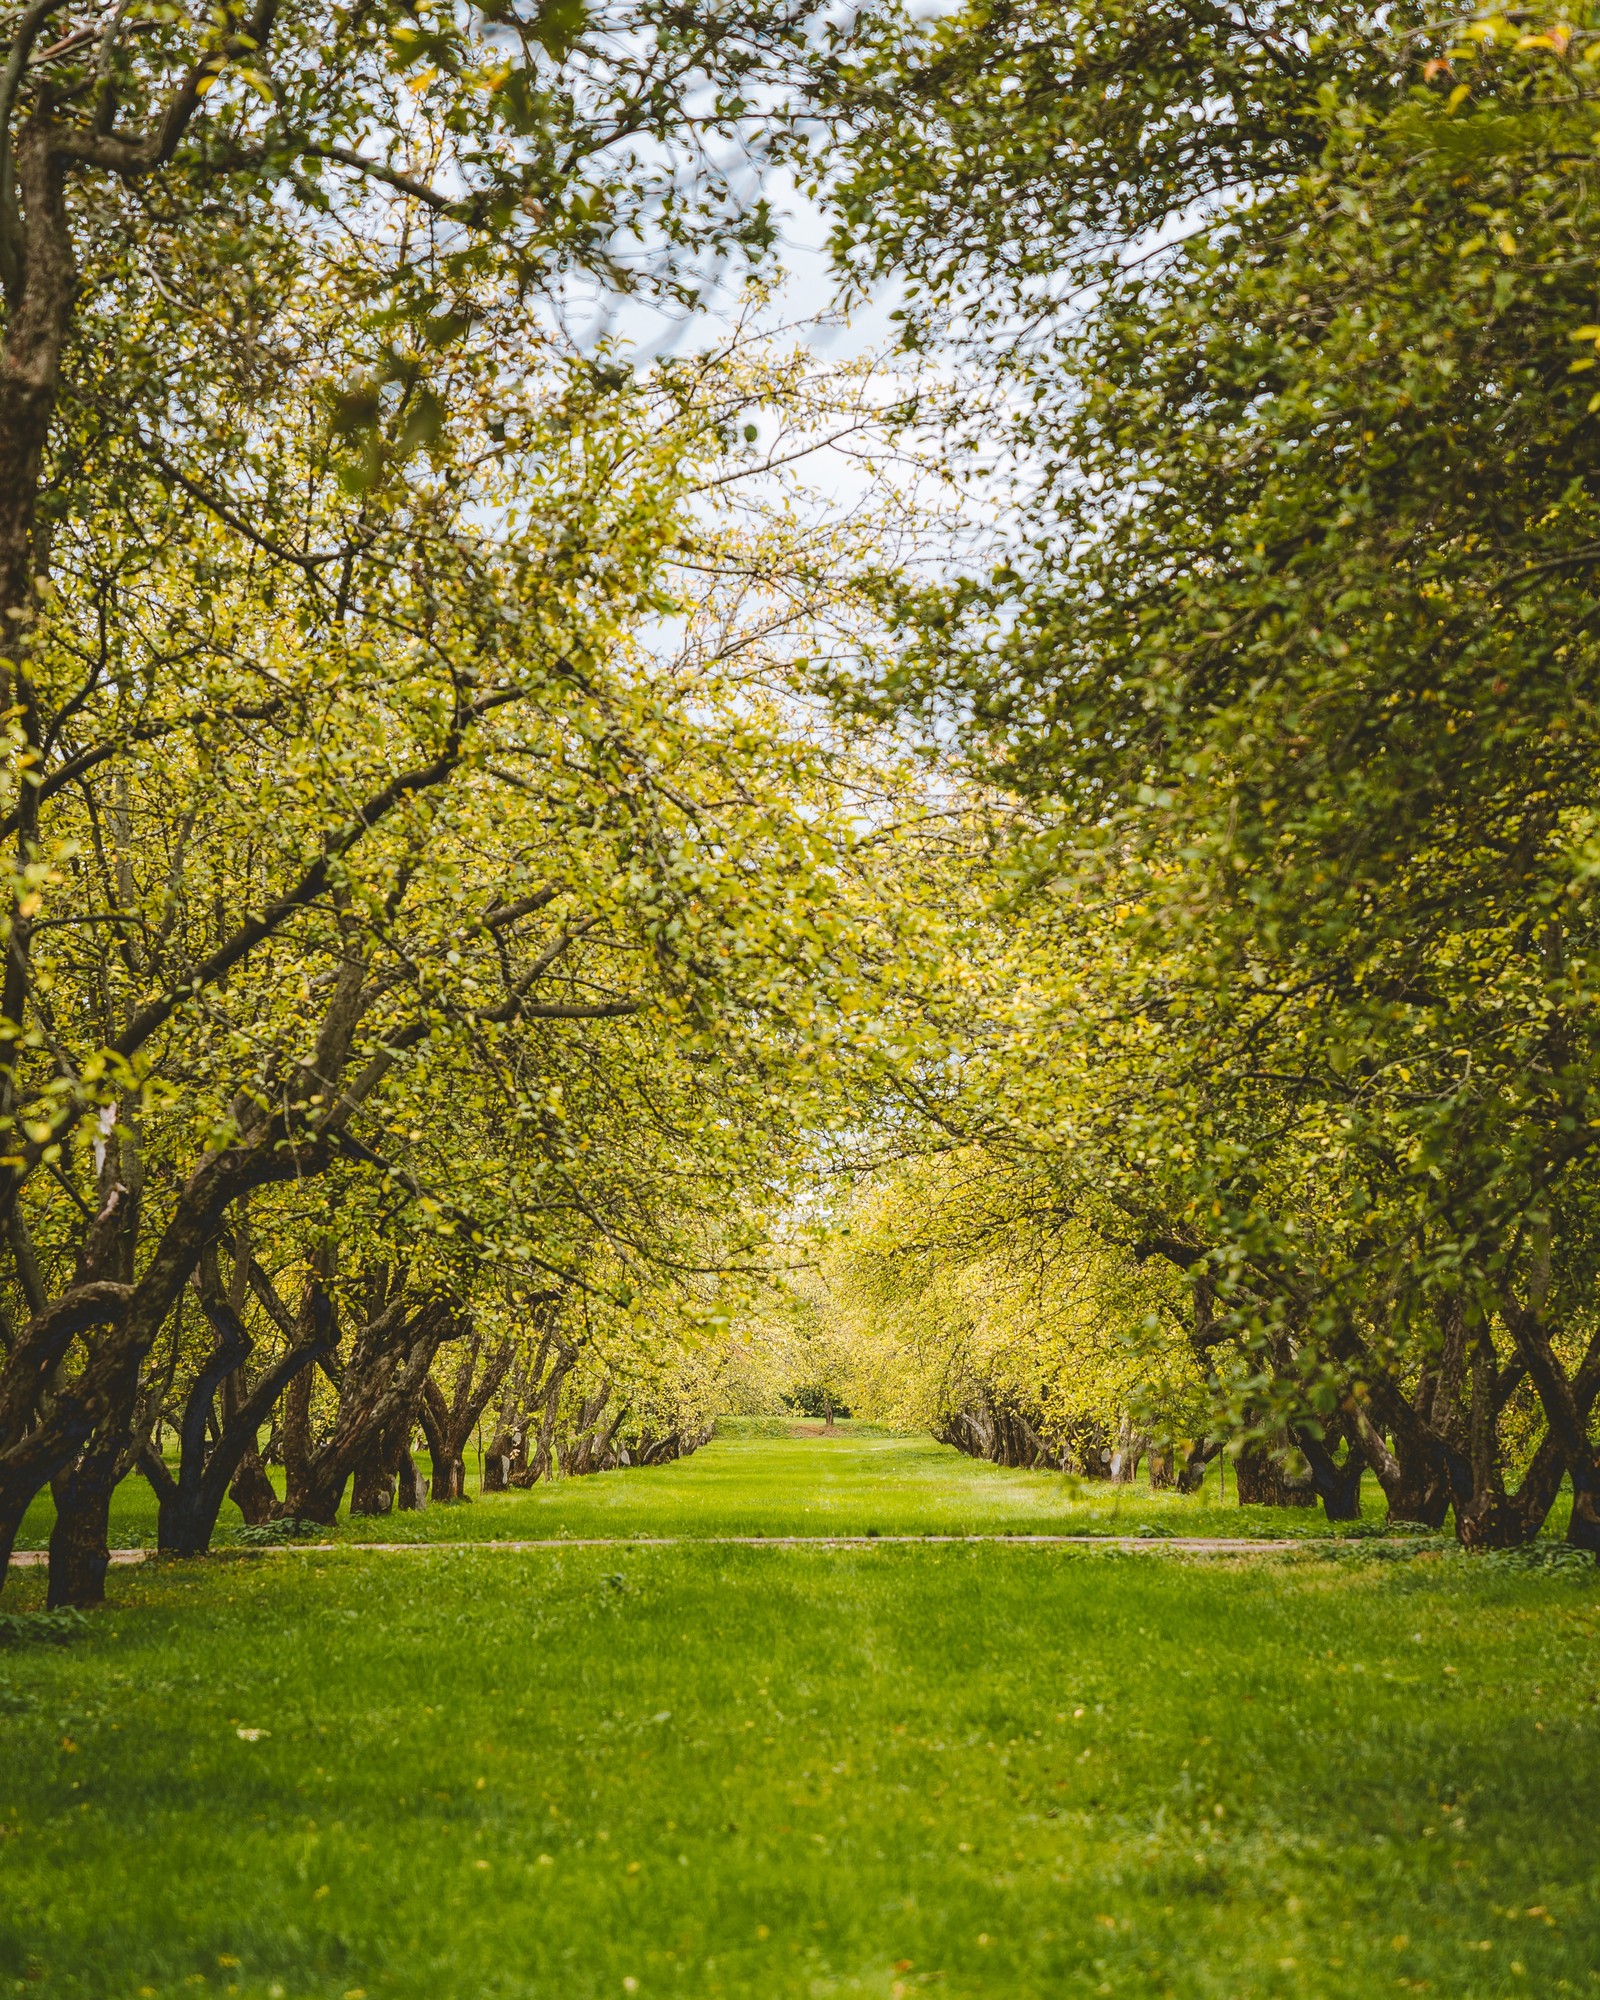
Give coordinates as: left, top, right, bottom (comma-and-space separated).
12, 1423, 1406, 1552
2, 1528, 1597, 2000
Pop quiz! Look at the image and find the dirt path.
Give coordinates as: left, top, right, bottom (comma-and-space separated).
7, 1533, 1307, 1567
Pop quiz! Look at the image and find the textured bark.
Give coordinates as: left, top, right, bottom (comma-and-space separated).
1437, 1317, 1558, 1547
349, 1400, 417, 1516
562, 1383, 627, 1476
1177, 1437, 1223, 1494
1344, 1389, 1454, 1527
0, 108, 76, 720
1233, 1432, 1317, 1508
278, 1283, 466, 1524
1109, 1419, 1145, 1485
139, 1246, 335, 1555
419, 1328, 514, 1498
481, 1434, 514, 1491
633, 1426, 712, 1467
395, 1449, 429, 1509
1498, 1288, 1600, 1559
279, 1361, 314, 1513
510, 1339, 580, 1487
1071, 1419, 1116, 1479
1292, 1416, 1366, 1523
33, 1103, 147, 1604
45, 1442, 120, 1609
938, 1397, 1054, 1470
0, 1115, 329, 1598
228, 1449, 278, 1527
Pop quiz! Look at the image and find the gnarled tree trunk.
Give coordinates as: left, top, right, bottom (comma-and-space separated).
141, 1245, 334, 1555
277, 1276, 468, 1525
510, 1337, 580, 1487
418, 1325, 512, 1502
1292, 1415, 1366, 1523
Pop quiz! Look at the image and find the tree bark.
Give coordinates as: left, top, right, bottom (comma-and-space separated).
395, 1448, 428, 1509
279, 1290, 465, 1524
419, 1329, 512, 1499
1344, 1396, 1453, 1528
0, 106, 76, 719
1498, 1289, 1600, 1558
45, 1444, 119, 1609
1233, 1430, 1316, 1508
349, 1411, 405, 1516
511, 1340, 580, 1486
1292, 1416, 1365, 1522
481, 1432, 513, 1492
1177, 1437, 1222, 1494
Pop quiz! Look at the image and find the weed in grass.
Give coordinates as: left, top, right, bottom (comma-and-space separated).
235, 1519, 333, 1547
0, 1608, 87, 1648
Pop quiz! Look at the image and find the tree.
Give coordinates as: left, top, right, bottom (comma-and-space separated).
824, 2, 1600, 1551
818, 1152, 1202, 1477
0, 218, 942, 1598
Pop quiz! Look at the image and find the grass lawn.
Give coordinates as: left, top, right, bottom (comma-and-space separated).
2, 1436, 1597, 1999
12, 1421, 1406, 1552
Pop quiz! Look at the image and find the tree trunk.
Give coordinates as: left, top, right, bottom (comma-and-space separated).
1074, 1419, 1114, 1479
229, 1447, 277, 1525
1176, 1438, 1222, 1494
481, 1433, 514, 1492
281, 1360, 316, 1516
1232, 1438, 1275, 1506
510, 1342, 579, 1486
419, 1331, 513, 1500
1345, 1400, 1452, 1527
0, 111, 76, 724
349, 1439, 397, 1517
46, 1450, 119, 1610
1498, 1289, 1600, 1559
395, 1448, 429, 1509
1233, 1435, 1316, 1507
142, 1252, 334, 1554
1292, 1419, 1365, 1522
281, 1292, 463, 1523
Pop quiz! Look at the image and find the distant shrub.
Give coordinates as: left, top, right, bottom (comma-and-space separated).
782, 1386, 853, 1421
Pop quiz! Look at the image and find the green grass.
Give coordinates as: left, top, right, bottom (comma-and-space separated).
14, 1422, 1399, 1551
3, 1434, 1596, 1999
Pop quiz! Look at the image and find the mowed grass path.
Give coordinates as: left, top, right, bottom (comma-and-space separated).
3, 1436, 1597, 2000
13, 1422, 1393, 1550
